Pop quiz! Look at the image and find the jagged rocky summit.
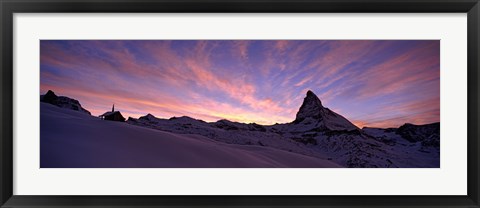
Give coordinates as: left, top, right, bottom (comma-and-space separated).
40, 90, 91, 115
289, 90, 358, 131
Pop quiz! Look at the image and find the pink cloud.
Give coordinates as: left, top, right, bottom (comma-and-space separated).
232, 40, 250, 60
41, 41, 294, 125
41, 40, 439, 128
294, 76, 314, 87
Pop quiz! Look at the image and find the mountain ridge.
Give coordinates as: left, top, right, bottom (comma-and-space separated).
40, 89, 440, 167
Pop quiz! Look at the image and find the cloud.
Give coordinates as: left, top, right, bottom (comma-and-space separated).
40, 40, 296, 125
232, 40, 250, 60
274, 40, 289, 52
40, 40, 440, 127
356, 43, 439, 94
294, 76, 314, 87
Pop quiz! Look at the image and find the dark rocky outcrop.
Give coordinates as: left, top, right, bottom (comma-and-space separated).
289, 90, 358, 131
396, 122, 440, 147
40, 90, 91, 115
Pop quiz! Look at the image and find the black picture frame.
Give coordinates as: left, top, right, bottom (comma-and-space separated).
1, 0, 479, 207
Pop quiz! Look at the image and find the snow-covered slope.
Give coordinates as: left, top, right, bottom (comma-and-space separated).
126, 90, 439, 168
40, 89, 439, 168
128, 115, 440, 168
41, 103, 342, 168
127, 115, 328, 160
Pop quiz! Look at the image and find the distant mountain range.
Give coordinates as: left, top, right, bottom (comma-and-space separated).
40, 90, 440, 168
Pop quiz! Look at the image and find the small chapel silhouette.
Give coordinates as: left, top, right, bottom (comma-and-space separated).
99, 104, 126, 122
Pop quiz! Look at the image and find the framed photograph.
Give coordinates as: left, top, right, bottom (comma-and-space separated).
1, 0, 479, 207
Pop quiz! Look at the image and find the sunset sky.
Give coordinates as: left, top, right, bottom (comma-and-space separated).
40, 40, 440, 128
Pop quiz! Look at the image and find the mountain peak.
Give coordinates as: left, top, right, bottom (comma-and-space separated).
295, 90, 324, 121
43, 90, 58, 103
40, 90, 91, 115
292, 90, 358, 131
306, 89, 315, 97
146, 113, 155, 118
139, 113, 157, 121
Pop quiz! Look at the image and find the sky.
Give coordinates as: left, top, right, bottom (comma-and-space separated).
40, 40, 440, 128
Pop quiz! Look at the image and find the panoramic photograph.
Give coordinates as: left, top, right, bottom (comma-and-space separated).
40, 40, 440, 168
